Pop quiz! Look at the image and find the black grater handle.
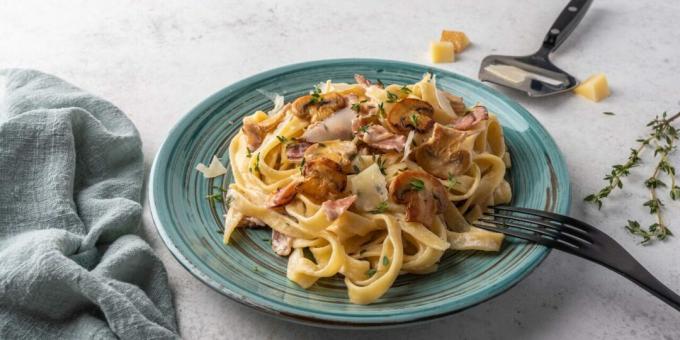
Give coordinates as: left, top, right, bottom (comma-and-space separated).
542, 0, 593, 53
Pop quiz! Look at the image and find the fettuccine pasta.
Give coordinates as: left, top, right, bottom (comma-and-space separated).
215, 73, 511, 304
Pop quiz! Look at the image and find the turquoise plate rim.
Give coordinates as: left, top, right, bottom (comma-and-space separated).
149, 58, 571, 327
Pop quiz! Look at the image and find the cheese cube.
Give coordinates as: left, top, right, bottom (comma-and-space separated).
574, 73, 610, 102
440, 30, 470, 53
430, 41, 455, 63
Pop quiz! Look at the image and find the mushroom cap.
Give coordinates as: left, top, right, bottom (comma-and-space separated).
292, 92, 346, 123
388, 170, 449, 227
386, 98, 435, 135
303, 140, 357, 173
297, 157, 347, 203
414, 123, 472, 179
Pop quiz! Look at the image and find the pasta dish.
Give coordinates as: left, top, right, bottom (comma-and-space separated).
215, 74, 511, 304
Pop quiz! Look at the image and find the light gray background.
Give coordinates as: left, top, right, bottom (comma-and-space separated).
2, 1, 679, 339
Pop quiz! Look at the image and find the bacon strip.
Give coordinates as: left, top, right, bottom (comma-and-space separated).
266, 181, 298, 207
452, 105, 489, 130
359, 125, 406, 152
354, 74, 371, 87
272, 230, 293, 256
237, 216, 267, 228
321, 195, 357, 221
286, 142, 312, 160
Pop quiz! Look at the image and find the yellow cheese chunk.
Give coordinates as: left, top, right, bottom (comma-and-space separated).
440, 30, 470, 53
430, 41, 455, 63
574, 73, 610, 102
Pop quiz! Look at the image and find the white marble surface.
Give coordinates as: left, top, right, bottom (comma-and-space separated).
3, 0, 680, 338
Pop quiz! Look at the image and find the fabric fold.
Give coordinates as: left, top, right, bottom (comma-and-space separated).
0, 69, 179, 339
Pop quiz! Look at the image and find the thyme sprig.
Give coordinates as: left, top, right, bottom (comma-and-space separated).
585, 112, 680, 244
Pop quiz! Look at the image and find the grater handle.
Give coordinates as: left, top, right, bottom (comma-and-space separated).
542, 0, 593, 53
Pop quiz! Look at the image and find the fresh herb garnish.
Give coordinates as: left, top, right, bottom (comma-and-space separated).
376, 78, 384, 88
603, 111, 616, 116
351, 102, 361, 112
300, 157, 306, 173
377, 103, 386, 118
386, 91, 399, 103
246, 148, 252, 158
276, 135, 288, 143
358, 125, 370, 133
585, 111, 680, 243
409, 178, 425, 191
369, 201, 388, 214
252, 153, 260, 173
447, 173, 458, 190
366, 268, 377, 278
400, 85, 412, 94
309, 86, 322, 104
410, 114, 419, 127
382, 256, 390, 266
375, 156, 387, 175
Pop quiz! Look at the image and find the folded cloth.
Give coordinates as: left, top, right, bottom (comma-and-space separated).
0, 70, 179, 339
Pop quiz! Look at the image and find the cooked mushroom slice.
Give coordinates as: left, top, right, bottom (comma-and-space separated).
242, 108, 287, 150
303, 140, 357, 173
414, 123, 472, 179
291, 92, 346, 123
297, 157, 347, 203
452, 105, 489, 130
386, 98, 435, 134
388, 170, 449, 227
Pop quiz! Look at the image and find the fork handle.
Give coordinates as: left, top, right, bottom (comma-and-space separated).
610, 256, 680, 311
541, 0, 593, 53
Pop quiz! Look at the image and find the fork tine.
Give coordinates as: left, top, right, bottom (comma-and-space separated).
482, 211, 593, 243
492, 206, 595, 233
473, 223, 557, 247
477, 217, 586, 248
477, 217, 560, 239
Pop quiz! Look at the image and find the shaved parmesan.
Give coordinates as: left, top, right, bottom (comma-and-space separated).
256, 89, 286, 117
432, 75, 455, 117
349, 163, 388, 212
196, 156, 227, 178
402, 130, 416, 162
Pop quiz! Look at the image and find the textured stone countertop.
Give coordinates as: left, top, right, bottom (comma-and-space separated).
3, 0, 680, 338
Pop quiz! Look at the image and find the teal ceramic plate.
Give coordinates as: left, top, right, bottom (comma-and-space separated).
149, 59, 571, 327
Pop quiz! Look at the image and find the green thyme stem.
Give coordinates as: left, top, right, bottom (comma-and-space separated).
586, 111, 680, 244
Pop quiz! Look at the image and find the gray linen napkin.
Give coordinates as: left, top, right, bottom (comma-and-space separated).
0, 69, 179, 339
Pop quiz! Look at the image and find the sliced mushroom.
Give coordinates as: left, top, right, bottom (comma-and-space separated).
291, 92, 346, 123
303, 140, 357, 173
297, 157, 347, 203
452, 105, 489, 130
414, 123, 472, 179
242, 107, 287, 150
386, 98, 435, 135
388, 170, 449, 227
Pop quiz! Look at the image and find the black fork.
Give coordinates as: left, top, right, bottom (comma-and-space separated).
474, 206, 680, 311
